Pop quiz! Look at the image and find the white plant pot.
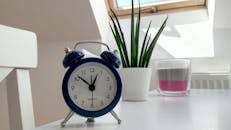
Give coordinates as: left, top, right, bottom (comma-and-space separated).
118, 68, 152, 101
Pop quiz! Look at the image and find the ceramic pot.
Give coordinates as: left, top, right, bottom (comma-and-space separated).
118, 68, 152, 101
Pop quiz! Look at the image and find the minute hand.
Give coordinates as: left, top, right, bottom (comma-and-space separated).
78, 76, 90, 86
91, 74, 98, 85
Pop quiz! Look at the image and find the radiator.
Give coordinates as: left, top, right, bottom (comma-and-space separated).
191, 73, 231, 89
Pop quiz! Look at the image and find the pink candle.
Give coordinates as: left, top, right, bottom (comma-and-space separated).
159, 80, 188, 91
155, 59, 190, 96
157, 68, 190, 95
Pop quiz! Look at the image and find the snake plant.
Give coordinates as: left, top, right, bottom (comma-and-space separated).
109, 0, 168, 68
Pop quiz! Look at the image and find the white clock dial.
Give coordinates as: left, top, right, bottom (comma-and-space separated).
68, 62, 117, 111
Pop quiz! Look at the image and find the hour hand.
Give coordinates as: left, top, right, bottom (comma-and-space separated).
78, 76, 90, 86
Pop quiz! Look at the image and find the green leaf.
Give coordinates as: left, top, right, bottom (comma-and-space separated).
110, 9, 130, 67
134, 1, 141, 67
139, 21, 152, 67
109, 23, 127, 67
131, 0, 135, 67
143, 16, 168, 67
140, 35, 151, 67
109, 14, 129, 67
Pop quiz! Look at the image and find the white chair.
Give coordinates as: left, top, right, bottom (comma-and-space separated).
0, 24, 37, 130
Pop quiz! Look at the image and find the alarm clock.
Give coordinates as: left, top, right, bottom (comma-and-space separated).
61, 41, 122, 127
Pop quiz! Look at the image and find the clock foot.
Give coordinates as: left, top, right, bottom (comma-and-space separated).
86, 118, 95, 123
110, 110, 121, 124
60, 110, 74, 127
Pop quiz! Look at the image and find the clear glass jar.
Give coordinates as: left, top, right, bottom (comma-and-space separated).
155, 59, 191, 96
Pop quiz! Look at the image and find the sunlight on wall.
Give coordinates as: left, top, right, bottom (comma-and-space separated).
147, 20, 214, 58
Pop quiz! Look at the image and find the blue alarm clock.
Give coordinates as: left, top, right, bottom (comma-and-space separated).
61, 41, 122, 127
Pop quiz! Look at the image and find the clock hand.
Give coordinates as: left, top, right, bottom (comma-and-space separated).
78, 76, 90, 86
91, 75, 93, 84
91, 91, 93, 107
92, 74, 98, 85
88, 74, 98, 91
90, 75, 94, 107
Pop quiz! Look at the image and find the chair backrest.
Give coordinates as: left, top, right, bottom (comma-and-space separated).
0, 24, 37, 68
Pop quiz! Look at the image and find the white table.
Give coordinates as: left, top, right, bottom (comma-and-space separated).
0, 24, 37, 130
33, 90, 231, 130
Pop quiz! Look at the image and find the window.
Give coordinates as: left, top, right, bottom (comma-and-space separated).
106, 0, 206, 17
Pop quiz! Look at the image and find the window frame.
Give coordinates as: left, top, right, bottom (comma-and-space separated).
106, 0, 207, 17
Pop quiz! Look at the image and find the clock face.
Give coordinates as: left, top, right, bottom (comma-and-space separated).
67, 62, 117, 111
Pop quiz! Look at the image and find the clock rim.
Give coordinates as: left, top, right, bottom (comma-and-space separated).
62, 57, 122, 117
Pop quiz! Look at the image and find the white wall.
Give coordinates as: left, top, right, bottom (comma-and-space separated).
191, 0, 231, 73
29, 41, 70, 125
213, 0, 231, 29
0, 0, 101, 42
213, 0, 231, 63
192, 28, 231, 72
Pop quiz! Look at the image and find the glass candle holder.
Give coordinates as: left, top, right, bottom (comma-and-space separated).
155, 59, 191, 96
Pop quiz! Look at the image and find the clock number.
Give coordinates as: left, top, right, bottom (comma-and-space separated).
109, 85, 112, 91
90, 68, 94, 73
74, 77, 79, 81
74, 95, 77, 100
106, 94, 110, 99
71, 85, 75, 90
100, 101, 104, 106
106, 77, 110, 81
90, 103, 94, 108
81, 70, 86, 75
100, 70, 103, 75
81, 100, 85, 105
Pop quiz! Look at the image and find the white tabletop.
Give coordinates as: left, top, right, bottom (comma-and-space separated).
34, 89, 231, 130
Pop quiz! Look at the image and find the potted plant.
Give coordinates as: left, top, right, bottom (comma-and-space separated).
109, 0, 168, 101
